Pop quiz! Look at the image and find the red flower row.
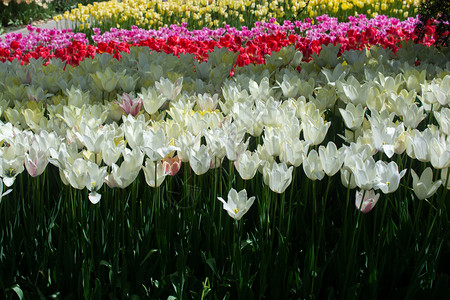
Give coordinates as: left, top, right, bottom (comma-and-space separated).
0, 23, 437, 68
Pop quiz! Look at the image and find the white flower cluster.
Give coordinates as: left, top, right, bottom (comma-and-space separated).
0, 42, 448, 209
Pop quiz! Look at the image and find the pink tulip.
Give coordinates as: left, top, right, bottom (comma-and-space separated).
162, 156, 182, 176
115, 93, 143, 116
355, 189, 380, 213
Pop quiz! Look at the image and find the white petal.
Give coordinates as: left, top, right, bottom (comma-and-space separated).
3, 177, 15, 187
89, 192, 102, 204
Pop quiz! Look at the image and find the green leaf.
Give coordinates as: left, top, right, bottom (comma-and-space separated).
140, 249, 158, 266
205, 258, 220, 279
36, 287, 47, 300
99, 260, 112, 269
11, 284, 24, 300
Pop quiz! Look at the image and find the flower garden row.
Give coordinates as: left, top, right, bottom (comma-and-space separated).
0, 15, 438, 67
53, 0, 419, 32
1, 30, 448, 207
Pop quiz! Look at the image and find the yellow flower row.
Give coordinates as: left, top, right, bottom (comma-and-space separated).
54, 0, 420, 31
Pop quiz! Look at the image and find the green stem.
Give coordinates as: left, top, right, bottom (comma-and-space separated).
228, 159, 234, 192
373, 193, 390, 282
310, 179, 317, 294
234, 220, 243, 298
343, 190, 365, 297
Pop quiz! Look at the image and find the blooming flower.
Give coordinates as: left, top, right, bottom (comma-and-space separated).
302, 149, 325, 181
90, 67, 125, 93
411, 167, 442, 200
24, 143, 48, 177
64, 158, 88, 190
188, 144, 211, 175
353, 156, 379, 190
318, 141, 345, 177
139, 87, 167, 115
339, 103, 366, 131
217, 188, 255, 221
142, 158, 167, 188
105, 148, 144, 188
263, 161, 294, 193
114, 92, 143, 117
234, 150, 261, 180
302, 113, 330, 146
86, 161, 108, 204
374, 161, 407, 194
162, 156, 181, 176
434, 108, 450, 136
279, 139, 309, 167
155, 77, 183, 102
355, 189, 380, 213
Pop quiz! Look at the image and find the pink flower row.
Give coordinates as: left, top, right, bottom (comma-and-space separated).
0, 15, 419, 53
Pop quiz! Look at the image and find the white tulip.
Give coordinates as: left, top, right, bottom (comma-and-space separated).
440, 168, 450, 190
401, 103, 426, 129
429, 134, 450, 169
302, 114, 330, 146
122, 114, 148, 150
319, 141, 345, 177
235, 150, 261, 180
142, 158, 167, 188
280, 139, 309, 167
374, 161, 407, 194
139, 86, 168, 115
217, 188, 255, 221
64, 158, 88, 190
231, 100, 265, 137
101, 137, 126, 166
188, 144, 211, 175
406, 129, 432, 162
321, 63, 348, 86
336, 75, 371, 106
341, 168, 357, 189
142, 127, 179, 162
248, 77, 273, 102
263, 161, 294, 193
372, 121, 405, 158
220, 82, 250, 115
65, 86, 90, 108
24, 142, 48, 177
434, 108, 450, 135
155, 77, 183, 101
302, 149, 325, 181
339, 103, 366, 131
197, 93, 219, 111
75, 122, 105, 154
262, 127, 283, 157
105, 149, 144, 189
1, 144, 25, 187
204, 128, 227, 162
351, 156, 379, 190
219, 120, 248, 161
278, 74, 301, 99
86, 161, 108, 204
420, 77, 449, 107
176, 131, 200, 163
411, 167, 442, 200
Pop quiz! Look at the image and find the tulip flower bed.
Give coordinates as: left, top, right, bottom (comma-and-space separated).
53, 0, 419, 32
0, 15, 437, 67
1, 12, 450, 300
